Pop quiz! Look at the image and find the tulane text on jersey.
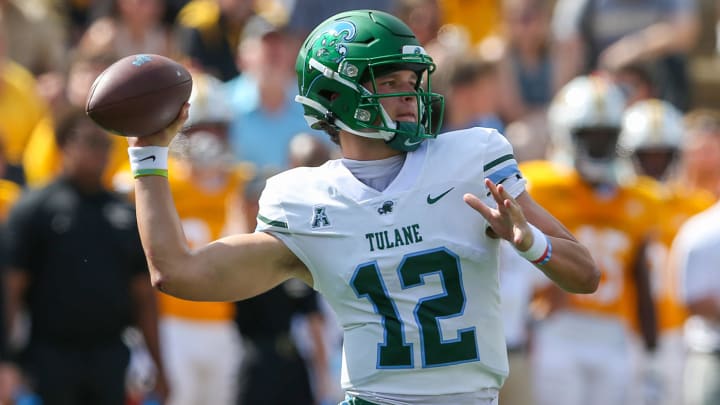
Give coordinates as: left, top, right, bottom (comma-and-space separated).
365, 224, 423, 252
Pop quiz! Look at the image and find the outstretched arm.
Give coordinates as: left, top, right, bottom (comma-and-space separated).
464, 179, 599, 293
128, 105, 310, 302
598, 11, 699, 71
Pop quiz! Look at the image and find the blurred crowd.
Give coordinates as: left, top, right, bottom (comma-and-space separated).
0, 0, 719, 404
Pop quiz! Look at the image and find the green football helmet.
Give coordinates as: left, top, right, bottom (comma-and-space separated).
295, 9, 444, 151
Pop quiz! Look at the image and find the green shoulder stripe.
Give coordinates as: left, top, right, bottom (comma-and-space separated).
257, 214, 288, 229
483, 154, 514, 171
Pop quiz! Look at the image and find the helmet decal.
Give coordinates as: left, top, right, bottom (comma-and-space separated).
402, 45, 426, 56
312, 21, 357, 63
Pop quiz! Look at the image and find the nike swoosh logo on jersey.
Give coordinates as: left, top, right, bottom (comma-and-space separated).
427, 187, 454, 204
138, 155, 156, 162
404, 138, 423, 147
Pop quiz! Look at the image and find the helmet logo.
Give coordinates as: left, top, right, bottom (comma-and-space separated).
354, 109, 371, 122
311, 21, 357, 63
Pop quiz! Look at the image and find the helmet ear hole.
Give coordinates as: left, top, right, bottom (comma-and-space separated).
318, 90, 336, 103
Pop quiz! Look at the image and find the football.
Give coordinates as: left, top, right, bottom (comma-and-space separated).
85, 54, 193, 137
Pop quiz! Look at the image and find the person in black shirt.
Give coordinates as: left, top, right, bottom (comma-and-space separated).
4, 110, 167, 405
233, 170, 331, 405
234, 279, 324, 405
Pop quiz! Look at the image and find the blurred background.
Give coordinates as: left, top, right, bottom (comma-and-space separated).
1, 0, 720, 404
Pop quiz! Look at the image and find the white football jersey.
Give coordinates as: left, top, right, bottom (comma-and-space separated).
256, 127, 526, 396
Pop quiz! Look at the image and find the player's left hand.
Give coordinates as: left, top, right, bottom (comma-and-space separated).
463, 179, 534, 251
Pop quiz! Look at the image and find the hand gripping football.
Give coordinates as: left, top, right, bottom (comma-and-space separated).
85, 54, 193, 137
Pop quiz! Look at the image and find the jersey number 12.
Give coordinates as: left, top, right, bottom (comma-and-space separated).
351, 247, 479, 369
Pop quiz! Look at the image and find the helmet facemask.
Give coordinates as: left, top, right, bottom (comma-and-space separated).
571, 127, 621, 185
631, 148, 678, 181
355, 60, 444, 151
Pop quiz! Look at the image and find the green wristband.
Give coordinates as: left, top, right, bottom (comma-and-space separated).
133, 168, 169, 178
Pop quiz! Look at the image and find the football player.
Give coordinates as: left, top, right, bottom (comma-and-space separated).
619, 101, 716, 405
158, 73, 248, 405
124, 10, 599, 404
524, 75, 660, 405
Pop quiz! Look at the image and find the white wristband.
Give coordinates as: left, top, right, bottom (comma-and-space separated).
128, 146, 169, 178
515, 223, 552, 266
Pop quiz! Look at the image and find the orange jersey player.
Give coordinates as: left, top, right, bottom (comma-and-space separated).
160, 158, 248, 321
618, 99, 717, 405
155, 74, 249, 405
524, 161, 660, 328
527, 75, 658, 405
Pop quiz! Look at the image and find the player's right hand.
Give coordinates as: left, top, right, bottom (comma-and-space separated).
464, 178, 533, 250
127, 103, 190, 148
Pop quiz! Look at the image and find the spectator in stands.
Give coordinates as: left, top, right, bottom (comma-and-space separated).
437, 0, 503, 47
175, 0, 255, 81
679, 109, 720, 199
77, 0, 176, 59
495, 0, 554, 160
497, 0, 554, 123
287, 0, 396, 38
0, 0, 66, 75
552, 0, 700, 110
436, 53, 505, 133
394, 0, 441, 47
0, 26, 50, 185
225, 15, 329, 171
22, 50, 130, 189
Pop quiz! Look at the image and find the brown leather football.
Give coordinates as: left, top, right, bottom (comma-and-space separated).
85, 54, 193, 137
